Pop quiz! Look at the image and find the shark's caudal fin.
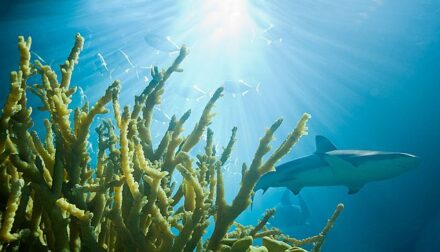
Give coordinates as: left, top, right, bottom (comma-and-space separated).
315, 135, 337, 153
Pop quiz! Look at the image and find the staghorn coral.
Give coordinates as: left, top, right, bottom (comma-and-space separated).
0, 34, 344, 252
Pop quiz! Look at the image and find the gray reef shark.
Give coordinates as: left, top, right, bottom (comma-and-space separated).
270, 190, 310, 229
255, 135, 420, 195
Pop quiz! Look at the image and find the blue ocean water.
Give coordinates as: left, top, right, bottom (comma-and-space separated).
1, 0, 439, 251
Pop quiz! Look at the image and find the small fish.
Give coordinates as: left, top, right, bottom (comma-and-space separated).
170, 84, 211, 102
222, 157, 239, 173
222, 80, 260, 97
96, 53, 114, 80
192, 85, 212, 101
77, 86, 87, 106
97, 53, 109, 72
259, 23, 274, 45
119, 49, 135, 68
31, 51, 47, 64
251, 23, 282, 46
144, 33, 180, 56
118, 49, 153, 80
153, 107, 172, 124
119, 49, 139, 79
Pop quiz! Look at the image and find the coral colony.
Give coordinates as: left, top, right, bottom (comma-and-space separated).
0, 34, 343, 251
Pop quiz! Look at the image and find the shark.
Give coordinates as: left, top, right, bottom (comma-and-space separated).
270, 190, 310, 229
255, 135, 420, 195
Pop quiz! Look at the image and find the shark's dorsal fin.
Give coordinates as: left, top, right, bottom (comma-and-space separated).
315, 135, 337, 153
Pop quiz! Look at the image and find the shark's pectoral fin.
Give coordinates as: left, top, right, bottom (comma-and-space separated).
347, 184, 364, 194
323, 154, 356, 175
287, 185, 303, 195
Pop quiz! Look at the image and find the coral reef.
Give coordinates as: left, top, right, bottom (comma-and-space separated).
0, 34, 343, 251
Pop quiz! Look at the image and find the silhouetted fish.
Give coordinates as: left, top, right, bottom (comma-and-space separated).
144, 33, 180, 55
222, 80, 260, 97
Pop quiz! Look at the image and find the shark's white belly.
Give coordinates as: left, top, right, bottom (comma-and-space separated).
290, 165, 357, 187
290, 161, 403, 187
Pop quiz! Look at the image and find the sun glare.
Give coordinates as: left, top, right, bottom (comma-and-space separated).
196, 0, 256, 50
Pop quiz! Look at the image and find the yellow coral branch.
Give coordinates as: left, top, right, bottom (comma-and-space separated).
55, 198, 93, 222
60, 33, 84, 89
118, 107, 141, 200
0, 33, 345, 252
250, 208, 275, 237
208, 114, 310, 251
17, 36, 32, 77
260, 113, 311, 174
0, 179, 24, 242
0, 71, 24, 154
181, 87, 223, 153
0, 72, 23, 126
311, 203, 344, 252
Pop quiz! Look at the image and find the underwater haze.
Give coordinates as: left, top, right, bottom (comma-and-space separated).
1, 0, 439, 251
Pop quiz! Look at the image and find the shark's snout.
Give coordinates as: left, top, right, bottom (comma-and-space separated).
400, 153, 421, 170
